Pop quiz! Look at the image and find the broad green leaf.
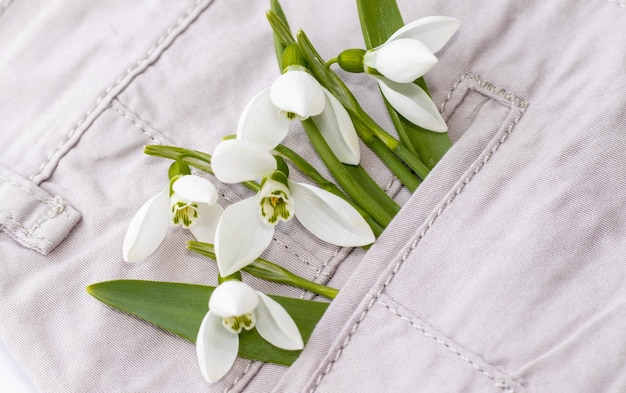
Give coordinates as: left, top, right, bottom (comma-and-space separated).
87, 280, 328, 366
356, 0, 452, 168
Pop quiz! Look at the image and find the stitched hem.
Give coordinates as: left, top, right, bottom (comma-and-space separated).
0, 172, 76, 254
109, 98, 354, 391
308, 76, 528, 392
29, 0, 216, 185
110, 99, 172, 145
376, 296, 521, 392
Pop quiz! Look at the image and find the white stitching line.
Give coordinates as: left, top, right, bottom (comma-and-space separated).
110, 100, 162, 144
0, 197, 65, 246
28, 0, 209, 182
440, 74, 468, 114
310, 94, 528, 393
440, 73, 529, 115
111, 101, 332, 279
223, 360, 254, 393
273, 237, 330, 277
378, 299, 515, 392
25, 196, 66, 236
0, 174, 70, 246
0, 176, 70, 218
298, 246, 341, 299
0, 210, 45, 239
0, 175, 49, 204
464, 74, 528, 109
0, 210, 56, 251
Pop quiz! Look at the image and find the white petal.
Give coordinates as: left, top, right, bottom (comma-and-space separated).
237, 87, 291, 150
122, 188, 170, 263
311, 89, 361, 165
255, 291, 304, 350
376, 77, 448, 132
196, 311, 239, 383
365, 39, 437, 84
386, 16, 460, 53
172, 175, 218, 205
270, 70, 325, 119
211, 139, 277, 183
189, 203, 224, 243
209, 281, 259, 317
290, 182, 375, 247
214, 196, 275, 276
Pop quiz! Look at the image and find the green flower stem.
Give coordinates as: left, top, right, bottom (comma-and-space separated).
143, 145, 260, 192
301, 118, 393, 228
267, 9, 395, 228
296, 30, 431, 181
356, 0, 452, 168
325, 57, 338, 68
351, 116, 420, 192
273, 144, 384, 236
385, 100, 418, 156
144, 145, 213, 172
188, 241, 339, 299
345, 164, 406, 213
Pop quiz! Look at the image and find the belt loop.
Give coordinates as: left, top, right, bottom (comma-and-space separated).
0, 166, 81, 255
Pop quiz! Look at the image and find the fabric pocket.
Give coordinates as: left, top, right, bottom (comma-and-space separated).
272, 73, 530, 393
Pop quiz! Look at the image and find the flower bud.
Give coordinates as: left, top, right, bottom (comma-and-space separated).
168, 160, 191, 179
281, 43, 306, 71
337, 49, 366, 73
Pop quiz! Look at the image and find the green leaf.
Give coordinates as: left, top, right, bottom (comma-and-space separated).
269, 0, 294, 70
87, 280, 328, 366
356, 0, 404, 48
187, 241, 340, 299
297, 31, 430, 181
356, 0, 452, 168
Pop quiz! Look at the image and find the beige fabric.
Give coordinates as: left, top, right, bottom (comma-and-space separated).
1, 0, 625, 392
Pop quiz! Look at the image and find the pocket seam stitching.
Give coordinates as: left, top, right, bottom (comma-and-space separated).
28, 0, 215, 184
441, 73, 529, 114
377, 297, 521, 392
110, 100, 333, 279
311, 76, 528, 392
110, 99, 170, 145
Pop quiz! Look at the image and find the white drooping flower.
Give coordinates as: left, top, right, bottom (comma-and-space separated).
361, 16, 460, 132
122, 174, 224, 262
210, 139, 375, 277
196, 280, 303, 383
239, 65, 360, 165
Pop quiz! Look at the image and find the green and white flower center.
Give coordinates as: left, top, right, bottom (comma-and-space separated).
258, 175, 294, 225
170, 193, 199, 228
222, 312, 256, 334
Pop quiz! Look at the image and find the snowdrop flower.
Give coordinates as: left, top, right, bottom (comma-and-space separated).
196, 280, 303, 382
340, 16, 459, 132
211, 139, 375, 277
239, 46, 360, 165
122, 174, 223, 262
